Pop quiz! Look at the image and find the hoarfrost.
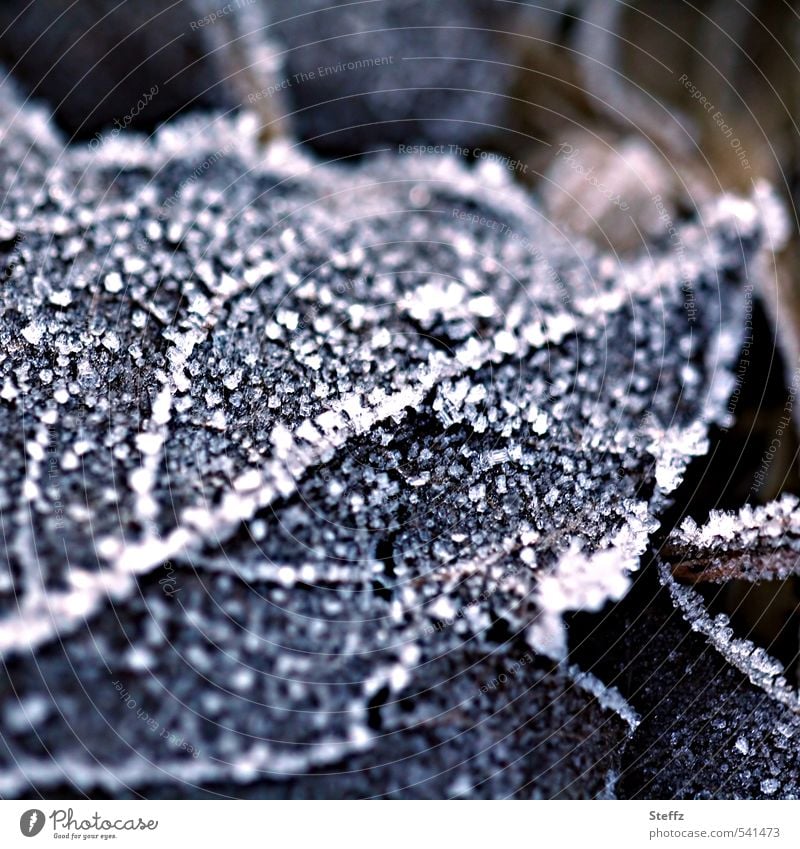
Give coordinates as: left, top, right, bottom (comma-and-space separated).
0, 76, 785, 796
666, 494, 800, 583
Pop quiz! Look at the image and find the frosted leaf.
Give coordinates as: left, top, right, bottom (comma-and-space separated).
661, 569, 800, 715
666, 494, 800, 583
659, 491, 800, 772
0, 78, 785, 796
